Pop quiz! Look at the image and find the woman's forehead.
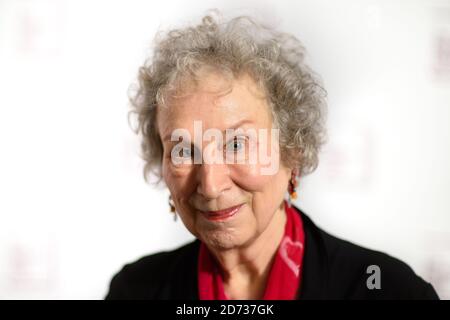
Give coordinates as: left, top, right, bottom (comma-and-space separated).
157, 74, 272, 135
158, 77, 269, 118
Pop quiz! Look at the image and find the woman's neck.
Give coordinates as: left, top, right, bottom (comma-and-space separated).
207, 202, 287, 299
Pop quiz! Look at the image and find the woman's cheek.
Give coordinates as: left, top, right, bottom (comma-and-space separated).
163, 155, 192, 178
229, 163, 273, 192
162, 160, 190, 199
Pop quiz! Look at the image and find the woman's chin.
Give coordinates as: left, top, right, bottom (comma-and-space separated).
193, 205, 256, 250
200, 230, 248, 251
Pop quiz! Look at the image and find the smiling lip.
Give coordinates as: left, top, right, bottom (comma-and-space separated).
200, 204, 244, 221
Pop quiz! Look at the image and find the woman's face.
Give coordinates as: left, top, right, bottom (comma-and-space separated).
157, 72, 292, 250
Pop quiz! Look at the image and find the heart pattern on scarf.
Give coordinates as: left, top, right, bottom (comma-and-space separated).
279, 236, 304, 277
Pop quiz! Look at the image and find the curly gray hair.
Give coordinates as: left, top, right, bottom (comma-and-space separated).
129, 11, 327, 182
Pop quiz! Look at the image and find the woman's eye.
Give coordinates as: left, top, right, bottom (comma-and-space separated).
180, 146, 192, 158
226, 137, 245, 152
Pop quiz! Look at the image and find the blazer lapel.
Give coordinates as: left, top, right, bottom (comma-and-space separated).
294, 206, 329, 300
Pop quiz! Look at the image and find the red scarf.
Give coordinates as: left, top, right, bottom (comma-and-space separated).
198, 200, 305, 300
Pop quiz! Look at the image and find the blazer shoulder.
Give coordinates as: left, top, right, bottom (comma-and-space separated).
319, 229, 439, 299
105, 239, 199, 300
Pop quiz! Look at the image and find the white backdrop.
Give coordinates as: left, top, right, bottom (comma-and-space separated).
0, 0, 449, 299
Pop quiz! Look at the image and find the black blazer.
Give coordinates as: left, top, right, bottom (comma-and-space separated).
105, 206, 439, 300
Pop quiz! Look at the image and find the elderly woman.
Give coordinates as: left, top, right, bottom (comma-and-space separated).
106, 13, 438, 300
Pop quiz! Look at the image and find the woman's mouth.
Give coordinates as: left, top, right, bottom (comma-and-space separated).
199, 203, 244, 221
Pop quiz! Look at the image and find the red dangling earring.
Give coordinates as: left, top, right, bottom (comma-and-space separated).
168, 195, 177, 221
288, 169, 299, 205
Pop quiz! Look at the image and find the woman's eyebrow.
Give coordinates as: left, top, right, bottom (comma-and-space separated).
163, 136, 192, 146
227, 119, 254, 130
161, 131, 189, 143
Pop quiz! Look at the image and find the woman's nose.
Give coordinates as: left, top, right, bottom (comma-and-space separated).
196, 163, 231, 200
